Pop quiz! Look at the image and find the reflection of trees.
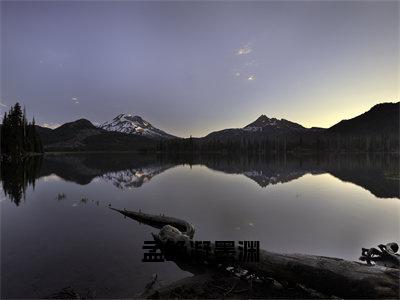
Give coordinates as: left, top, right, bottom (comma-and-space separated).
322, 154, 399, 199
1, 153, 397, 206
163, 153, 399, 198
0, 156, 43, 205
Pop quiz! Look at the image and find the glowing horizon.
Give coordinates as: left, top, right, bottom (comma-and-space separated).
1, 1, 398, 137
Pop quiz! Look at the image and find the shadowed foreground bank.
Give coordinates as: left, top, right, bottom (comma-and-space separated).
111, 208, 399, 299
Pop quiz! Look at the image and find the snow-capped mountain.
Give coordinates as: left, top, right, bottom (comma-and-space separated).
100, 113, 176, 139
243, 115, 306, 132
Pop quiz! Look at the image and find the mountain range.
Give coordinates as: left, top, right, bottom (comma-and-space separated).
35, 118, 154, 152
204, 114, 325, 141
29, 102, 399, 152
204, 102, 399, 140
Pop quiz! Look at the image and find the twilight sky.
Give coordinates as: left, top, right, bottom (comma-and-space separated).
1, 1, 398, 137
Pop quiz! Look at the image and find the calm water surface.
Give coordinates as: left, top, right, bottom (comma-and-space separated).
1, 154, 399, 298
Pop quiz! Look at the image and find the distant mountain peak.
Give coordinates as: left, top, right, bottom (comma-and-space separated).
58, 118, 96, 130
112, 113, 150, 127
100, 113, 176, 139
255, 114, 277, 122
243, 115, 305, 132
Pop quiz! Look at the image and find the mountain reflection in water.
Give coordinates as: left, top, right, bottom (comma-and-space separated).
1, 152, 399, 298
1, 153, 398, 206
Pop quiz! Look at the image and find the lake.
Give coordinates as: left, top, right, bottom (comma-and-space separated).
1, 153, 399, 298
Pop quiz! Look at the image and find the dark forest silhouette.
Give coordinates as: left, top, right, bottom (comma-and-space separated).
0, 103, 44, 205
0, 103, 43, 155
155, 134, 399, 154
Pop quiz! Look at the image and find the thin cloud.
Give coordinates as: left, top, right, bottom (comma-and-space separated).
245, 60, 257, 67
236, 44, 252, 55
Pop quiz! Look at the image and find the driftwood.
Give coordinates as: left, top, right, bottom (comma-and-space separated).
111, 208, 399, 299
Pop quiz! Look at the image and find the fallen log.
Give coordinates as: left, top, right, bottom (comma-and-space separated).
109, 207, 195, 238
111, 208, 399, 299
242, 249, 399, 298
